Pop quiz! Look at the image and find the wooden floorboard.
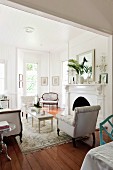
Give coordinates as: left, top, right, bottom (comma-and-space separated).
25, 153, 42, 170
59, 143, 88, 167
12, 138, 32, 170
52, 146, 80, 170
8, 141, 22, 170
37, 149, 62, 170
0, 107, 111, 170
1, 155, 11, 170
33, 151, 52, 170
46, 147, 71, 170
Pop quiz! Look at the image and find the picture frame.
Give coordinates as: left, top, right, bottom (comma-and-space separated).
41, 77, 48, 86
52, 76, 59, 86
100, 73, 108, 84
19, 74, 23, 81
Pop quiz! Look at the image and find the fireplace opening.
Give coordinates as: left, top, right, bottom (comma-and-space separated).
72, 96, 90, 111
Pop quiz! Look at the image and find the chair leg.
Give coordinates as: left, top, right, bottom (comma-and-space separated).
26, 113, 28, 120
19, 132, 23, 143
57, 128, 60, 136
22, 112, 23, 117
92, 132, 95, 147
72, 138, 76, 147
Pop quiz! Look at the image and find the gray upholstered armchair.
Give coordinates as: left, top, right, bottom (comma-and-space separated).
56, 105, 101, 147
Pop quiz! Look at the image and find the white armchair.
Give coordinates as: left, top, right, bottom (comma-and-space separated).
21, 96, 35, 119
56, 105, 101, 147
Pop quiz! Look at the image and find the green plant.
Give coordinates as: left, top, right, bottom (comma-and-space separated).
84, 65, 92, 77
68, 57, 88, 75
68, 59, 80, 74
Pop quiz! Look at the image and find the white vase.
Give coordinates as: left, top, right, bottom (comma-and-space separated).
80, 76, 84, 84
78, 75, 84, 84
87, 76, 90, 84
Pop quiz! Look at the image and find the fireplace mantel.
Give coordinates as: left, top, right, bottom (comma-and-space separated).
65, 83, 106, 124
65, 84, 106, 96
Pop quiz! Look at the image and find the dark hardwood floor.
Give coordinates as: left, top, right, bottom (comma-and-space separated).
0, 106, 110, 170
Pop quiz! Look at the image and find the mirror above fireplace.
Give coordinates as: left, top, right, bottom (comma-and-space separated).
77, 49, 95, 82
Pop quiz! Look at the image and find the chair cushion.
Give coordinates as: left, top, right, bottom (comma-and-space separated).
42, 93, 58, 101
56, 114, 74, 126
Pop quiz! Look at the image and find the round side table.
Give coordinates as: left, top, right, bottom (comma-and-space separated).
0, 123, 16, 160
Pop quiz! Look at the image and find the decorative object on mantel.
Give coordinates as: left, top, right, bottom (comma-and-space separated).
96, 56, 107, 73
96, 56, 108, 84
99, 73, 108, 84
68, 57, 91, 84
68, 69, 77, 84
84, 65, 92, 84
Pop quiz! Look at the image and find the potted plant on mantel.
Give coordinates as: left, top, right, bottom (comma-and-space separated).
84, 65, 92, 83
68, 57, 88, 84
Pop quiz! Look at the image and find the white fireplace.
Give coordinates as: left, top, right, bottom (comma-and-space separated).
65, 84, 106, 127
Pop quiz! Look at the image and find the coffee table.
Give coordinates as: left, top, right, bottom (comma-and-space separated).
27, 107, 53, 133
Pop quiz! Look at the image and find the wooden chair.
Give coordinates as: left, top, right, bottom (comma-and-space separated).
40, 92, 58, 108
99, 114, 113, 145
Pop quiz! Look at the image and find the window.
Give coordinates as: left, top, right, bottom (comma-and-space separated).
25, 63, 38, 95
0, 62, 5, 93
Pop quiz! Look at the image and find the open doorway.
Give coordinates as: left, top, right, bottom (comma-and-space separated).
0, 2, 111, 123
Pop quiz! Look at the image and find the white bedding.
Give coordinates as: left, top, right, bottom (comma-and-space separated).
81, 141, 113, 170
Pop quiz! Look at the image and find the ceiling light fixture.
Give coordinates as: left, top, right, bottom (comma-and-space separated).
25, 27, 34, 33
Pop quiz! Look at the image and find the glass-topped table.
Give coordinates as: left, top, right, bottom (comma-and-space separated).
0, 123, 16, 160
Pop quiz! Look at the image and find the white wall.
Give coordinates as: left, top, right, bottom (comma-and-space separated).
17, 49, 24, 107
49, 52, 62, 107
39, 53, 49, 96
107, 36, 113, 118
0, 43, 17, 108
59, 32, 110, 117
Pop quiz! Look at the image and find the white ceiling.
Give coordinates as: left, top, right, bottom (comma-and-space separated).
0, 4, 87, 52
8, 0, 113, 35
